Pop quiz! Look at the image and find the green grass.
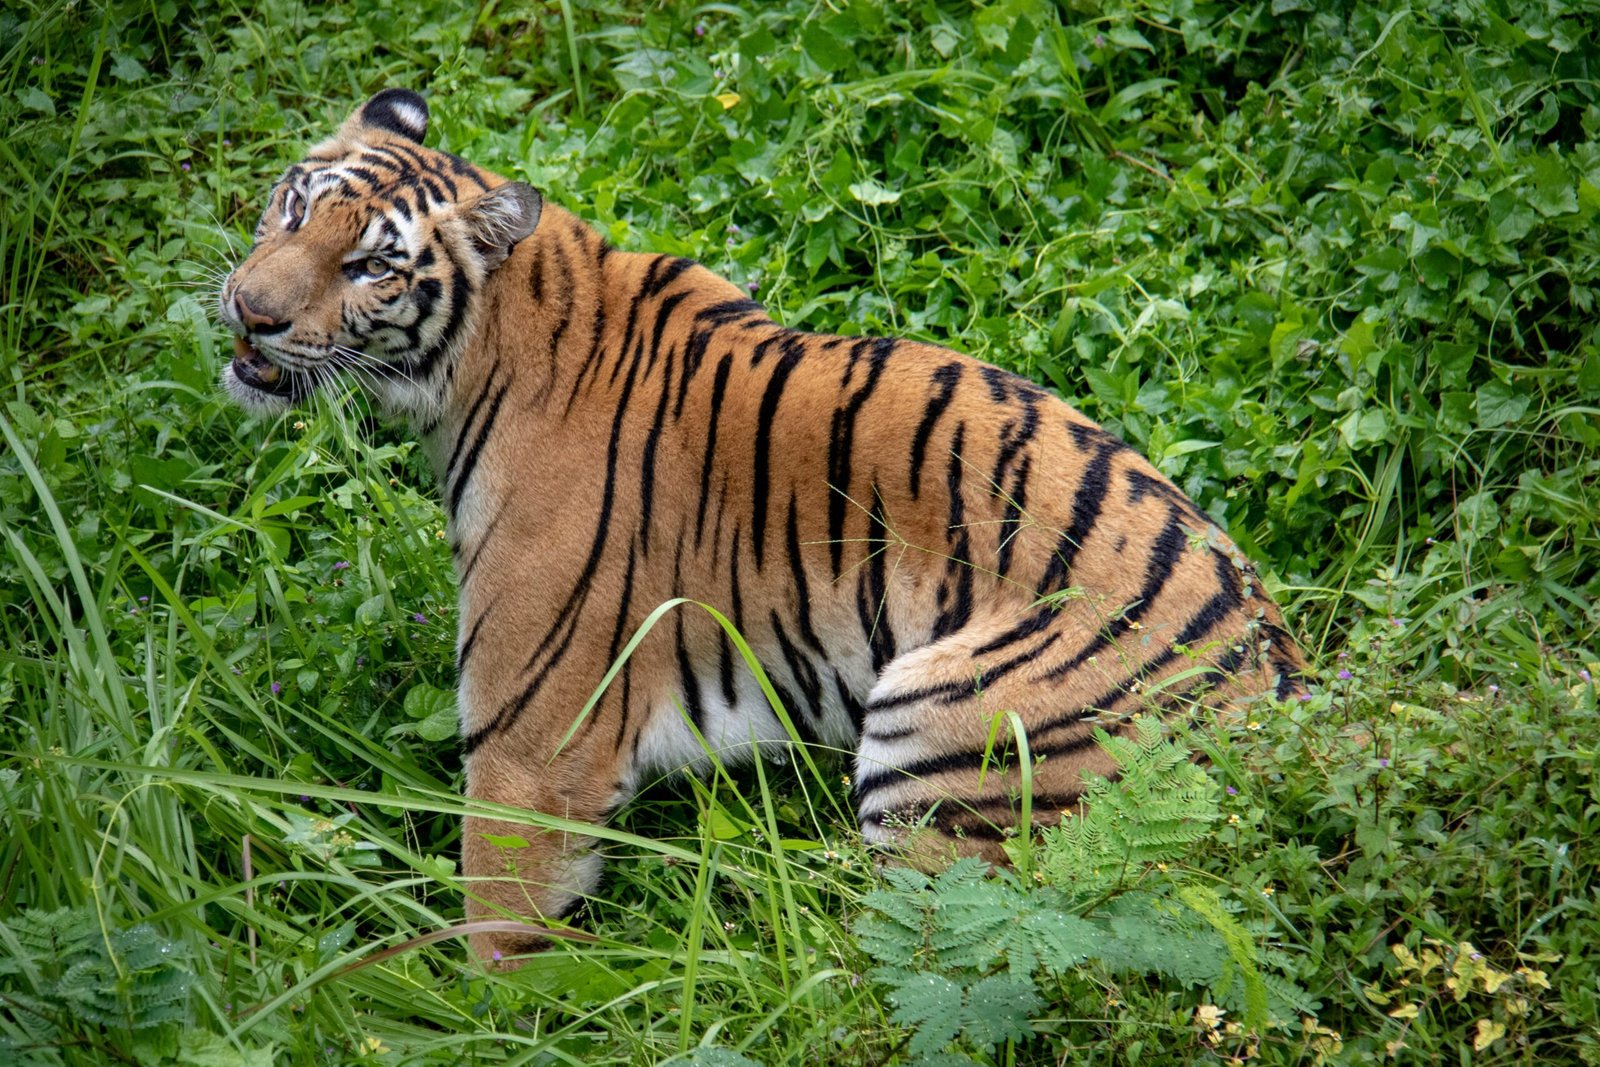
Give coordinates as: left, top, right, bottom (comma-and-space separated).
2, 0, 1598, 1062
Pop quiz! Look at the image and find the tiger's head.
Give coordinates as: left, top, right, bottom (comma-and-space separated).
219, 89, 541, 420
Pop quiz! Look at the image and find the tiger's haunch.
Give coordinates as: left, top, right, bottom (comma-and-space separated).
218, 89, 1307, 967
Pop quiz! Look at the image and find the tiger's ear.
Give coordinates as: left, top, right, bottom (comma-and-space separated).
341, 88, 429, 144
458, 182, 542, 271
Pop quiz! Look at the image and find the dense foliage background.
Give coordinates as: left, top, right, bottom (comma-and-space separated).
2, 0, 1596, 1062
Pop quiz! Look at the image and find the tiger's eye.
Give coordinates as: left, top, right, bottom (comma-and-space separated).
365, 256, 389, 276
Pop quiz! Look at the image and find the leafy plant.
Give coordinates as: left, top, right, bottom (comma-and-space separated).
0, 907, 195, 1062
855, 719, 1313, 1063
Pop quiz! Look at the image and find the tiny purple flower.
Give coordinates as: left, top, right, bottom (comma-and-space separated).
413, 612, 428, 623
1487, 684, 1500, 694
231, 667, 242, 676
1338, 650, 1349, 661
300, 794, 311, 802
1298, 692, 1313, 702
1581, 669, 1593, 683
1337, 669, 1353, 681
138, 595, 149, 603
492, 950, 502, 961
747, 280, 759, 293
1225, 785, 1237, 795
356, 656, 366, 666
270, 681, 282, 695
181, 161, 191, 172
223, 138, 232, 146
728, 222, 741, 234
333, 560, 350, 571
1378, 758, 1390, 768
1389, 617, 1401, 627
694, 22, 706, 36
1470, 952, 1483, 961
1094, 33, 1105, 48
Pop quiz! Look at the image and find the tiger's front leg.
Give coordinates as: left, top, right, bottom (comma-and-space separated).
461, 742, 615, 966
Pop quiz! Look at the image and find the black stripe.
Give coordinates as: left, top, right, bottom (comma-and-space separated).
643, 255, 696, 297
834, 672, 867, 736
446, 377, 510, 516
528, 245, 545, 302
932, 423, 973, 639
597, 542, 638, 758
604, 538, 640, 669
751, 343, 803, 569
728, 521, 746, 638
411, 257, 470, 377
908, 362, 963, 500
771, 611, 823, 722
676, 607, 708, 736
1042, 503, 1188, 682
828, 337, 894, 576
972, 603, 1055, 657
565, 287, 610, 414
718, 627, 737, 708
980, 365, 1011, 403
457, 508, 503, 586
457, 600, 494, 673
785, 493, 826, 653
646, 292, 689, 379
694, 353, 734, 549
695, 299, 763, 326
1037, 437, 1117, 596
675, 325, 712, 420
639, 346, 675, 556
441, 151, 489, 190
544, 244, 576, 382
996, 455, 1031, 578
605, 258, 662, 388
867, 631, 1063, 712
856, 488, 897, 673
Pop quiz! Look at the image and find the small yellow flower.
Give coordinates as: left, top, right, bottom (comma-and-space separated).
357, 1035, 389, 1056
1261, 884, 1275, 897
1195, 1004, 1225, 1030
293, 420, 306, 431
1227, 814, 1241, 825
1247, 720, 1263, 731
1156, 862, 1169, 873
435, 529, 446, 540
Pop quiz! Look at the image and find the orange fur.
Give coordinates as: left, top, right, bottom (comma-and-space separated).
219, 91, 1306, 965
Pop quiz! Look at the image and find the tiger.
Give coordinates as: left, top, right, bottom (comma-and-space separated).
218, 89, 1307, 964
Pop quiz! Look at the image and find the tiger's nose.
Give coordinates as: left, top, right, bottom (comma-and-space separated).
235, 293, 285, 331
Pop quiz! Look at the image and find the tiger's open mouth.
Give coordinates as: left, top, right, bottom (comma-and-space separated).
231, 336, 299, 398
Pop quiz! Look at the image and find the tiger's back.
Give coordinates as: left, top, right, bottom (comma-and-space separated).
218, 90, 1305, 963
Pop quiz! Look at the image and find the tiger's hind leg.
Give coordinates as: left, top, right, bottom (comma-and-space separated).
851, 604, 1284, 862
